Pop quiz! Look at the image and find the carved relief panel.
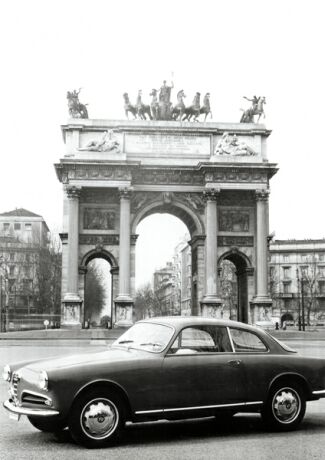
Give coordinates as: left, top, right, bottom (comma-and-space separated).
219, 210, 250, 232
83, 208, 116, 230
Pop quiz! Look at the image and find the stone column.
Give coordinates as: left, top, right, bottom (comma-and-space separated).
62, 186, 82, 328
114, 188, 133, 326
201, 189, 222, 317
250, 189, 272, 320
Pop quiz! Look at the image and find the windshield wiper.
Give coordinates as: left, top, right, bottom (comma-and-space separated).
139, 342, 162, 348
117, 340, 134, 344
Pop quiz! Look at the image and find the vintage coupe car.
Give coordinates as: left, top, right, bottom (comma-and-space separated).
3, 317, 325, 448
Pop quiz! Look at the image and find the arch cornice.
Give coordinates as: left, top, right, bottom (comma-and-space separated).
131, 195, 205, 236
80, 248, 118, 269
218, 247, 253, 269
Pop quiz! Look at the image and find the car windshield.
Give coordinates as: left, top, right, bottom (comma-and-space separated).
112, 322, 174, 353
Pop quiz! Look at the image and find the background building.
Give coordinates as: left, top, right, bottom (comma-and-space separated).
269, 239, 325, 326
0, 208, 61, 331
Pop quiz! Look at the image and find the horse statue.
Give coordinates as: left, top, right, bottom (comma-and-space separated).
149, 89, 159, 120
172, 90, 186, 120
67, 89, 88, 118
135, 90, 153, 120
240, 96, 266, 123
123, 93, 137, 119
182, 92, 201, 122
199, 92, 212, 121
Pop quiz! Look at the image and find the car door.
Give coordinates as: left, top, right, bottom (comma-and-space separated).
227, 327, 272, 403
162, 325, 247, 411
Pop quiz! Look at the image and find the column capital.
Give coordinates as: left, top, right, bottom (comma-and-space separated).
255, 189, 270, 202
203, 188, 221, 202
119, 187, 133, 200
65, 185, 82, 199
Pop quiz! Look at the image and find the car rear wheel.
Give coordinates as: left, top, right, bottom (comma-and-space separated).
262, 382, 306, 431
27, 415, 67, 432
68, 388, 125, 448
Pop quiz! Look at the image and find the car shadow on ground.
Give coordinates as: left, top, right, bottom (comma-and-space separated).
51, 413, 325, 448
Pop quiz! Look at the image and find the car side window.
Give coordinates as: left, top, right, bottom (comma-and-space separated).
229, 328, 268, 352
168, 326, 232, 354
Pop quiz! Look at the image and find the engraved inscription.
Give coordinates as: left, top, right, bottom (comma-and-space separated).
79, 234, 119, 245
125, 133, 210, 155
218, 236, 254, 247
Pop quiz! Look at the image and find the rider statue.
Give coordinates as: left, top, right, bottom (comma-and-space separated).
67, 88, 88, 119
243, 95, 259, 112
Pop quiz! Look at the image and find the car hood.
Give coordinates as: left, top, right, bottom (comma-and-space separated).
24, 347, 150, 373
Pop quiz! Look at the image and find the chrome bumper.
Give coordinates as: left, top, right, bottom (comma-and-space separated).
312, 389, 325, 396
3, 399, 60, 417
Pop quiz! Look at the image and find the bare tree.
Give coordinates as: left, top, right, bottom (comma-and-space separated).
134, 283, 164, 320
300, 255, 320, 326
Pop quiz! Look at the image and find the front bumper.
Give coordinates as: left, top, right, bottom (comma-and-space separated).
3, 398, 60, 417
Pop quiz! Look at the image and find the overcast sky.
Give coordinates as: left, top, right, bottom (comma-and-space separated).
1, 0, 324, 286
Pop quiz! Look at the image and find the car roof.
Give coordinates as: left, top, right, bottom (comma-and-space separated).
138, 316, 260, 332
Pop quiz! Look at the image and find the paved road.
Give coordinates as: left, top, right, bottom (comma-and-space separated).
1, 341, 325, 460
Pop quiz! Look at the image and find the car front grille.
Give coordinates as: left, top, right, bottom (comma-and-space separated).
21, 392, 48, 406
11, 373, 20, 398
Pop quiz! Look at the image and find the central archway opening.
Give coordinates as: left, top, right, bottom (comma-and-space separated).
135, 214, 191, 320
84, 258, 112, 328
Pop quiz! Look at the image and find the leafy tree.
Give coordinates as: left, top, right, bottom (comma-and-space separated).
84, 261, 106, 323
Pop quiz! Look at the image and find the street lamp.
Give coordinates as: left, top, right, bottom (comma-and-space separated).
296, 267, 306, 332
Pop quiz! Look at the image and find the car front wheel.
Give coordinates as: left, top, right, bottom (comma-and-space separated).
68, 388, 125, 448
262, 382, 306, 431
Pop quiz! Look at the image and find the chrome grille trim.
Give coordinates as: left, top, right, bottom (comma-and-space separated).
21, 390, 52, 406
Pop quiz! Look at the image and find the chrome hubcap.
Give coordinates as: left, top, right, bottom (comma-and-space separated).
81, 398, 118, 439
272, 388, 300, 423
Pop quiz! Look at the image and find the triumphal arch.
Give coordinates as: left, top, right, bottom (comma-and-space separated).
55, 116, 277, 328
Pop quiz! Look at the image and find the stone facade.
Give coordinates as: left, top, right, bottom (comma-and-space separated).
0, 208, 50, 330
55, 119, 277, 327
269, 239, 325, 326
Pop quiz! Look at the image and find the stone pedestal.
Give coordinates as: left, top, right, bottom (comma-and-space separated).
114, 301, 133, 328
201, 302, 224, 319
61, 296, 82, 329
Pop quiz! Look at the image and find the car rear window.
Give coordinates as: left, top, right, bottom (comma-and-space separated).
229, 328, 268, 352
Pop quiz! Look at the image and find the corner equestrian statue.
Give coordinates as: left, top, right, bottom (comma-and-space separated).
67, 89, 88, 118
240, 96, 266, 123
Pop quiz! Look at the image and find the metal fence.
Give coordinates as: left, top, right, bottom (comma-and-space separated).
2, 312, 61, 332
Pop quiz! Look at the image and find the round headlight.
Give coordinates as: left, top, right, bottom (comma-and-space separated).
2, 364, 11, 382
38, 370, 48, 391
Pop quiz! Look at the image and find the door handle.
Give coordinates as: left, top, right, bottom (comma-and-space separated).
227, 359, 242, 367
